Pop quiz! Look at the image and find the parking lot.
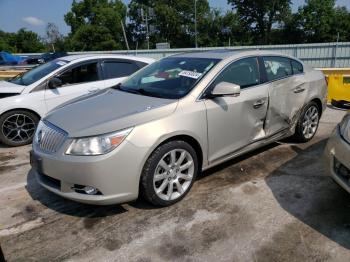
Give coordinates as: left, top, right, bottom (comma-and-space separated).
0, 107, 349, 261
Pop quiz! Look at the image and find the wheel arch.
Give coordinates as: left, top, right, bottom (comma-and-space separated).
139, 133, 205, 180
156, 135, 204, 170
0, 108, 42, 120
310, 98, 323, 117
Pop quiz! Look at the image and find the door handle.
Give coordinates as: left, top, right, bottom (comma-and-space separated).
294, 87, 306, 94
88, 88, 100, 93
253, 100, 266, 109
294, 83, 306, 94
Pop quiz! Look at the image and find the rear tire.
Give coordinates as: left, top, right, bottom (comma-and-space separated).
140, 140, 198, 206
0, 110, 39, 147
292, 101, 320, 143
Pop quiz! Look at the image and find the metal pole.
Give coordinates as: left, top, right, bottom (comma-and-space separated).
121, 20, 130, 51
195, 0, 198, 48
146, 9, 150, 50
334, 32, 340, 67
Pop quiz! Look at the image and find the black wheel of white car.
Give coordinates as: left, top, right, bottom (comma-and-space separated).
293, 101, 320, 142
141, 140, 198, 206
0, 110, 39, 147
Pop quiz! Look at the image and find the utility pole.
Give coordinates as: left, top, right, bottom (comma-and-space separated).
140, 7, 150, 50
195, 0, 198, 48
121, 20, 130, 51
145, 10, 150, 50
334, 32, 340, 67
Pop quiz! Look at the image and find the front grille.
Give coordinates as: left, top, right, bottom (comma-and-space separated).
35, 121, 67, 153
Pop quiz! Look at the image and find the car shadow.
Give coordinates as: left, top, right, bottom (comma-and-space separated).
265, 139, 350, 250
327, 104, 349, 111
199, 142, 280, 180
0, 144, 11, 149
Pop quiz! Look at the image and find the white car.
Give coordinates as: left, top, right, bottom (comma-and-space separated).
0, 54, 155, 146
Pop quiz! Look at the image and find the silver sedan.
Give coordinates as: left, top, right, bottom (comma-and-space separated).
325, 113, 350, 193
30, 50, 327, 206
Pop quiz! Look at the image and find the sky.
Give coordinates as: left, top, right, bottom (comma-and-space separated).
0, 0, 350, 37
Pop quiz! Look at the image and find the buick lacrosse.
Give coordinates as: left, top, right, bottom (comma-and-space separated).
31, 50, 327, 206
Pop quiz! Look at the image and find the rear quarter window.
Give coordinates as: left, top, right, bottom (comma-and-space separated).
291, 60, 304, 75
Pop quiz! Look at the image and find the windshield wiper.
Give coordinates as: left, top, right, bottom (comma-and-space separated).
111, 83, 122, 90
113, 84, 161, 98
113, 84, 142, 95
7, 73, 25, 85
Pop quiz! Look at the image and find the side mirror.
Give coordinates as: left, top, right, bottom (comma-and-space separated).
48, 77, 62, 89
211, 82, 241, 97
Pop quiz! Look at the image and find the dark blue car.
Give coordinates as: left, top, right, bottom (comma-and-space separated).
0, 51, 26, 66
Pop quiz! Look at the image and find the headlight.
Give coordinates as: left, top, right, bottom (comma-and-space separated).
339, 114, 350, 144
66, 128, 133, 156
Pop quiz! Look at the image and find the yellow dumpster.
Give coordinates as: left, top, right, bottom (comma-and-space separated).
327, 74, 350, 108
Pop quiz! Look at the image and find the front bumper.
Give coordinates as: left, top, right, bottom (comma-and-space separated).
324, 126, 350, 193
30, 140, 149, 205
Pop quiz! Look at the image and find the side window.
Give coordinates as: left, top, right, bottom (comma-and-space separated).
263, 57, 292, 81
57, 62, 99, 86
102, 61, 139, 79
213, 57, 260, 89
291, 60, 303, 75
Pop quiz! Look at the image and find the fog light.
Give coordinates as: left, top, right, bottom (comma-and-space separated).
334, 158, 350, 178
84, 186, 98, 195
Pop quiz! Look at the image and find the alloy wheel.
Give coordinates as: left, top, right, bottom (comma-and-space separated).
302, 106, 319, 139
153, 149, 195, 201
1, 114, 36, 143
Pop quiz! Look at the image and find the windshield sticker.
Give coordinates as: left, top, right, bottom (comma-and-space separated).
56, 61, 67, 66
178, 70, 202, 79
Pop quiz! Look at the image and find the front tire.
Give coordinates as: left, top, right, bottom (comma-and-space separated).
0, 110, 39, 147
140, 140, 198, 206
292, 101, 320, 143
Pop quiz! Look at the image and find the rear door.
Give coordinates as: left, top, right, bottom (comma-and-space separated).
101, 59, 145, 87
204, 57, 269, 163
44, 60, 105, 112
262, 56, 308, 136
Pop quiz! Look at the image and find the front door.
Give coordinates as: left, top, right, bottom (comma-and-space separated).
44, 61, 105, 112
204, 57, 269, 163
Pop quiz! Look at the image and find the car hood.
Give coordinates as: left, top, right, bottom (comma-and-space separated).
0, 81, 25, 93
45, 89, 178, 137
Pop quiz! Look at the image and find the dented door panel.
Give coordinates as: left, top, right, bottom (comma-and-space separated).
265, 75, 308, 136
205, 85, 269, 163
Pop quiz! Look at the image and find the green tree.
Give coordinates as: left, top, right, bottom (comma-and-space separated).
227, 0, 292, 44
128, 0, 211, 48
0, 29, 45, 53
14, 28, 45, 52
64, 0, 127, 51
332, 6, 350, 42
296, 0, 335, 43
0, 31, 17, 52
294, 0, 350, 43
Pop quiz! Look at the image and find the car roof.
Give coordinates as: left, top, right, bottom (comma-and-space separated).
171, 49, 299, 61
59, 54, 155, 64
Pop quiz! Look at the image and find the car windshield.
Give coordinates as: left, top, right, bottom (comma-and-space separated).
8, 59, 69, 86
117, 57, 220, 99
